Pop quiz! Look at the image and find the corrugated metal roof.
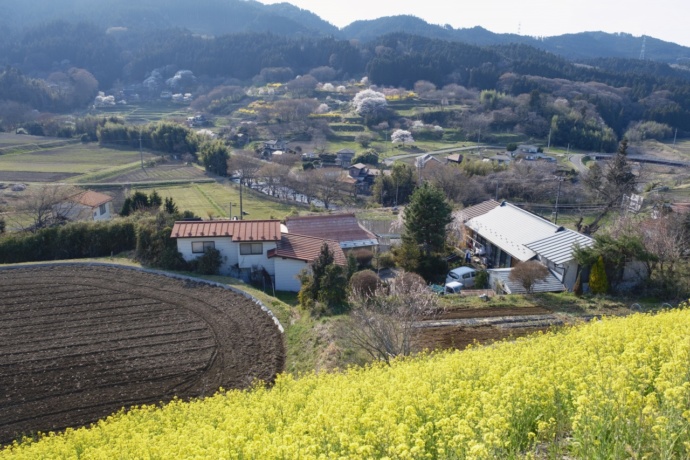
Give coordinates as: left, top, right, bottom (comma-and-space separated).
488, 268, 566, 294
466, 202, 559, 261
267, 233, 347, 266
286, 213, 378, 245
457, 200, 500, 223
525, 230, 593, 265
171, 220, 281, 241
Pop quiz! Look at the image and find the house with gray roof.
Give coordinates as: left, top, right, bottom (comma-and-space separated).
462, 201, 593, 291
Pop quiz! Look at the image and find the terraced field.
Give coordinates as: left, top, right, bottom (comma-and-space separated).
0, 264, 285, 444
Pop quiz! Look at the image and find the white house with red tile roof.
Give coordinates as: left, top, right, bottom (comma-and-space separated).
170, 220, 346, 291
67, 190, 114, 221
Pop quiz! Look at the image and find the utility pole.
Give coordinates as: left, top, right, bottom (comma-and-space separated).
239, 177, 244, 220
547, 127, 552, 153
554, 177, 563, 224
139, 132, 148, 176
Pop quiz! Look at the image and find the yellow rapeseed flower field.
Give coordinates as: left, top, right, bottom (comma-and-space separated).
3, 308, 690, 459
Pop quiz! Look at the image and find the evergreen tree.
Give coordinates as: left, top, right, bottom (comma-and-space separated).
403, 182, 453, 256
149, 190, 163, 209
164, 197, 179, 215
589, 256, 609, 294
298, 242, 348, 315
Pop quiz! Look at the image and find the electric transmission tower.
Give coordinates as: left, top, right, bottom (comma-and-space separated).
639, 35, 646, 60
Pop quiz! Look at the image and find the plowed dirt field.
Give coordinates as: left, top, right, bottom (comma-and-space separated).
0, 265, 285, 444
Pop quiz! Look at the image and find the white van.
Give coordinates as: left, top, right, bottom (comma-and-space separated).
446, 267, 478, 287
444, 281, 464, 294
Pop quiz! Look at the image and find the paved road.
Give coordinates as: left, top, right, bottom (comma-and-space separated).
383, 145, 505, 166
568, 154, 588, 173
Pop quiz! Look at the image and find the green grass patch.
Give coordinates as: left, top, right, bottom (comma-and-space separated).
130, 181, 298, 220
0, 143, 156, 175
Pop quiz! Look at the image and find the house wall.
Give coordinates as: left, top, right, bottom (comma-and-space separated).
236, 242, 277, 275
274, 258, 309, 292
177, 237, 236, 274
93, 202, 113, 221
176, 238, 278, 276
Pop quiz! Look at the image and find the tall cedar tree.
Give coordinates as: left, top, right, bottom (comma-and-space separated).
403, 182, 453, 256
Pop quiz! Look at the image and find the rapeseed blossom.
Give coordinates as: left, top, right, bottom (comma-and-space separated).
3, 309, 690, 459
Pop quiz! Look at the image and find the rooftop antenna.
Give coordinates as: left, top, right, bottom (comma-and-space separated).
639, 35, 646, 60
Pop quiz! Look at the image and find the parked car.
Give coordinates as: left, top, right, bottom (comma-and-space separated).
444, 281, 463, 294
446, 267, 478, 287
429, 281, 463, 295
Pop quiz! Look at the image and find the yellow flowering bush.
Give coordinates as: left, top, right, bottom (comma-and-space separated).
3, 309, 690, 459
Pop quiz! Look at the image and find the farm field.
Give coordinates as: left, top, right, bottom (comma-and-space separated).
0, 264, 285, 444
101, 162, 209, 183
2, 308, 689, 458
0, 142, 156, 181
131, 182, 298, 220
91, 102, 190, 125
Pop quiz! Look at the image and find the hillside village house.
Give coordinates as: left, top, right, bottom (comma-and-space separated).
335, 149, 355, 167
170, 219, 346, 292
348, 163, 380, 194
58, 190, 114, 222
460, 200, 593, 291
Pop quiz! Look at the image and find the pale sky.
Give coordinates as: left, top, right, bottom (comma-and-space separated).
258, 0, 690, 48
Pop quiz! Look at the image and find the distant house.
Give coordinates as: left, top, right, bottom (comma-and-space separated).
170, 219, 346, 292
415, 153, 442, 169
522, 153, 556, 162
262, 139, 288, 156
518, 144, 539, 154
446, 153, 464, 164
285, 213, 379, 252
348, 163, 380, 194
487, 153, 512, 165
335, 149, 356, 167
66, 190, 114, 221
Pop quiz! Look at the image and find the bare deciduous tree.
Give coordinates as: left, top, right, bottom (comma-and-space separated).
228, 150, 263, 187
343, 272, 441, 364
508, 261, 549, 293
16, 184, 82, 232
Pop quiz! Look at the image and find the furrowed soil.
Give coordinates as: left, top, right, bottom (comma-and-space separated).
415, 307, 561, 351
0, 265, 285, 444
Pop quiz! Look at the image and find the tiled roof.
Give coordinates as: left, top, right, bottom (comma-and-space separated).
268, 233, 347, 265
456, 200, 500, 223
446, 153, 463, 163
71, 190, 113, 208
488, 268, 566, 294
171, 220, 281, 241
525, 230, 593, 265
285, 213, 378, 247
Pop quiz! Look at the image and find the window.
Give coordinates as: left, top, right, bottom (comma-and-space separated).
99, 204, 107, 215
240, 242, 263, 255
192, 241, 215, 253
